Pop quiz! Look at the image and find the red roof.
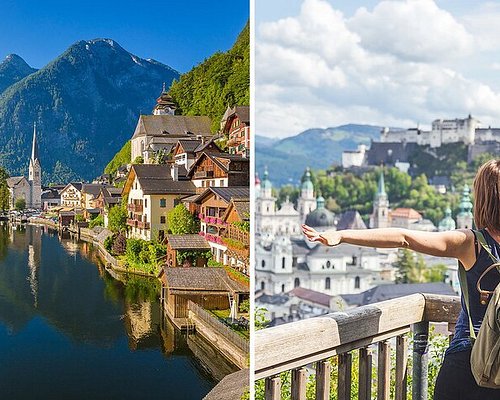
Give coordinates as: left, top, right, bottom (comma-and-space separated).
390, 208, 422, 219
288, 287, 332, 308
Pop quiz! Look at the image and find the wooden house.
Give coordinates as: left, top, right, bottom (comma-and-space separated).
221, 198, 250, 274
159, 267, 249, 326
187, 152, 249, 193
220, 106, 250, 157
165, 234, 211, 268
195, 187, 249, 264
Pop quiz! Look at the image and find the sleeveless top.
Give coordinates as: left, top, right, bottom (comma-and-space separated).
447, 229, 500, 355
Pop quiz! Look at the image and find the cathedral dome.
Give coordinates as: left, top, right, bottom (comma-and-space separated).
305, 196, 335, 228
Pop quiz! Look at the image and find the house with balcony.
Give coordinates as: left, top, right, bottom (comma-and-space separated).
122, 164, 196, 241
172, 138, 222, 171
94, 187, 122, 227
60, 182, 84, 208
187, 152, 249, 193
220, 106, 250, 157
195, 187, 249, 265
221, 198, 250, 275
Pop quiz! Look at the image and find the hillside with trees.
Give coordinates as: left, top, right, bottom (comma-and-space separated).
168, 21, 250, 132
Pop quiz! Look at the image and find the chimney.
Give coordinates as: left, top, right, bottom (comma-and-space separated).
171, 164, 179, 181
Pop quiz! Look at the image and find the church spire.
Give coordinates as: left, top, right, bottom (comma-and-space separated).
377, 171, 386, 197
31, 122, 39, 163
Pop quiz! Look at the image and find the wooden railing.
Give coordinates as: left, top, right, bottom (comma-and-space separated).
255, 293, 461, 400
126, 218, 137, 227
194, 170, 214, 179
187, 300, 249, 353
127, 203, 143, 213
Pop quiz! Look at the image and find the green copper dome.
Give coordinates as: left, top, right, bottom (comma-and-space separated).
261, 168, 272, 190
458, 185, 473, 216
302, 167, 314, 191
438, 207, 456, 231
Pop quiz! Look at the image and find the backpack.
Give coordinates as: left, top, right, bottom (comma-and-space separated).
458, 229, 500, 388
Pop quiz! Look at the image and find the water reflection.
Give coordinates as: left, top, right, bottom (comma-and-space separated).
0, 224, 230, 399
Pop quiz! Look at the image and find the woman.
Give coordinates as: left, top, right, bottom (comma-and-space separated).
302, 160, 500, 400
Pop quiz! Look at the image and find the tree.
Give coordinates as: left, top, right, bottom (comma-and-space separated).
15, 198, 26, 211
425, 263, 448, 283
394, 249, 439, 283
166, 204, 198, 234
108, 205, 127, 233
0, 184, 9, 211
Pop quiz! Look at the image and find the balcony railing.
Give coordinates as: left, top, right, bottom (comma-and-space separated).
127, 203, 143, 213
225, 223, 249, 243
136, 220, 150, 229
194, 170, 214, 179
255, 293, 461, 400
126, 218, 137, 227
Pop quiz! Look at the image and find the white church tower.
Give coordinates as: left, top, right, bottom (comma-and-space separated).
28, 122, 42, 209
298, 167, 316, 222
370, 171, 389, 228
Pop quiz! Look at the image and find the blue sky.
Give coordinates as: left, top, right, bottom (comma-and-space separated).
0, 0, 249, 72
256, 0, 500, 137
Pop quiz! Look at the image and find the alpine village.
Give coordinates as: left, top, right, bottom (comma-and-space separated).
0, 23, 249, 400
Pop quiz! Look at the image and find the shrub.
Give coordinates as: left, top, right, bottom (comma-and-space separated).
104, 234, 114, 252
89, 214, 104, 228
126, 238, 143, 262
112, 233, 127, 255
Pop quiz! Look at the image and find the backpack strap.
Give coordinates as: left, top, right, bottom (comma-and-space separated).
458, 260, 476, 341
475, 230, 500, 304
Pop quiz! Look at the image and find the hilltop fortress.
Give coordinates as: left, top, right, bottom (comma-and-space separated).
380, 114, 500, 148
342, 115, 500, 170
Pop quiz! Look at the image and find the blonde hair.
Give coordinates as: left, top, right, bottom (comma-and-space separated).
473, 159, 500, 232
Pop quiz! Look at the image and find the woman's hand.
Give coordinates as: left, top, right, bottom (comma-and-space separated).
302, 224, 341, 246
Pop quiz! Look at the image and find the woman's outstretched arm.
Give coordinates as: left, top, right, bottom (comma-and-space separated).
301, 224, 477, 268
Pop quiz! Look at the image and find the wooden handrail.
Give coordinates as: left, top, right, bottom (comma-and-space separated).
255, 293, 461, 381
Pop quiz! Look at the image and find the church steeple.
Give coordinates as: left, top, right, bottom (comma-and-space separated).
31, 122, 39, 163
152, 84, 176, 115
28, 122, 42, 209
370, 171, 389, 228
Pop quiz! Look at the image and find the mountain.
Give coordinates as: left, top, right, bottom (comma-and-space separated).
105, 22, 250, 175
256, 124, 383, 186
169, 21, 249, 132
0, 39, 179, 183
0, 54, 37, 93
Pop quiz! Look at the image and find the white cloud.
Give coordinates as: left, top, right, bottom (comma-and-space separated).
256, 0, 500, 138
349, 0, 474, 63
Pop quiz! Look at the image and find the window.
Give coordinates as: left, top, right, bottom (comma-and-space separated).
174, 198, 180, 207
160, 216, 166, 224
325, 277, 331, 290
355, 276, 360, 289
160, 198, 166, 208
294, 278, 300, 288
281, 284, 285, 293
326, 261, 331, 268
282, 257, 286, 269
144, 199, 147, 208
261, 281, 265, 291
261, 260, 265, 268
220, 180, 224, 186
